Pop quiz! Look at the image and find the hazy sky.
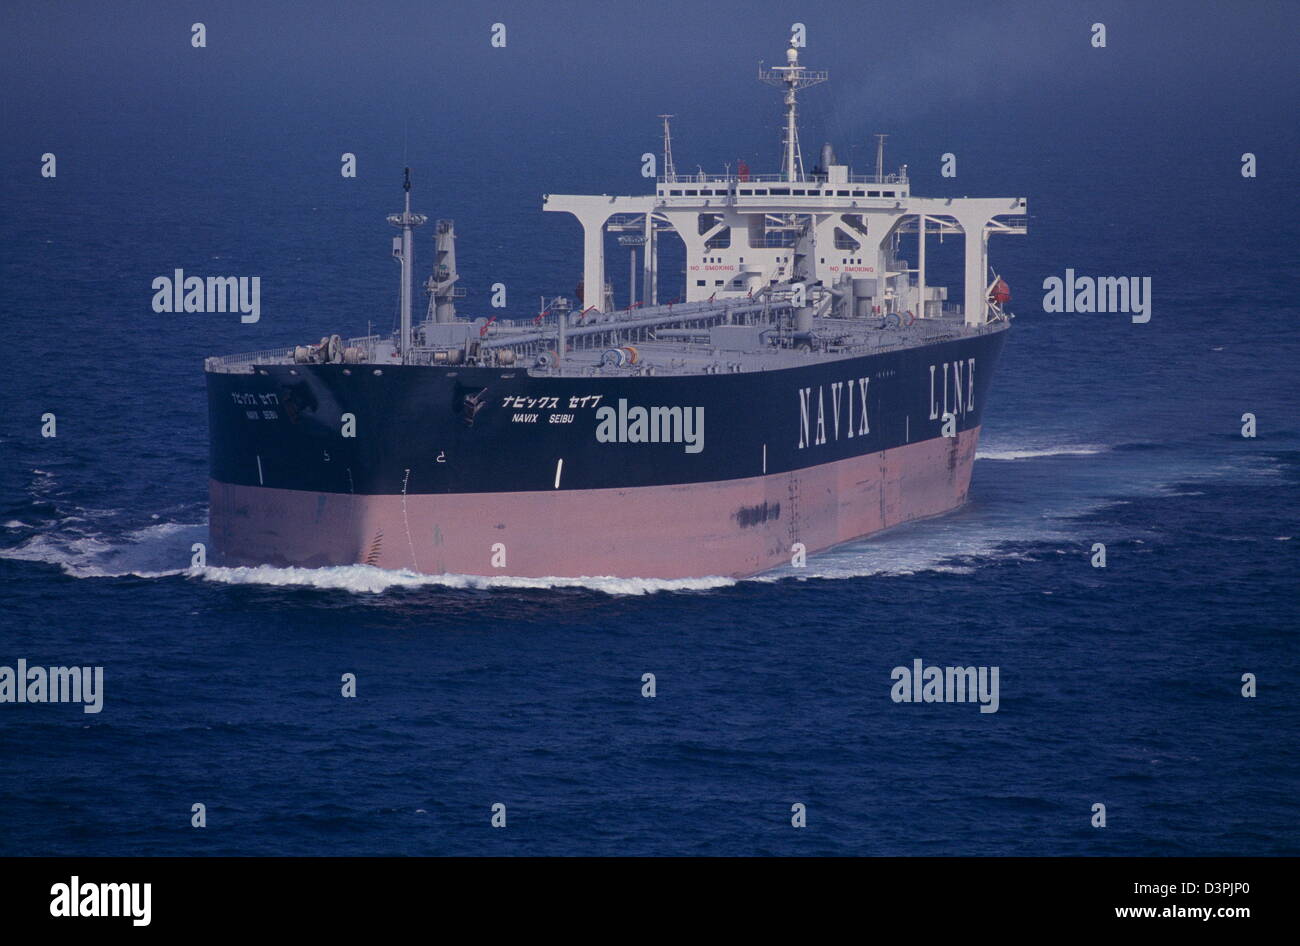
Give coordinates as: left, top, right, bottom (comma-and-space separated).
5, 0, 1296, 178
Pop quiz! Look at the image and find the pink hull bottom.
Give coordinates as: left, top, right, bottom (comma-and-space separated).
209, 428, 981, 579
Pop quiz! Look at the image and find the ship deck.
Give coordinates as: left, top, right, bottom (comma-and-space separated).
205, 297, 1008, 379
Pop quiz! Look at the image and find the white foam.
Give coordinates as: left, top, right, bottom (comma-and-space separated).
976, 444, 1108, 460
195, 563, 734, 596
0, 520, 204, 579
753, 516, 1042, 581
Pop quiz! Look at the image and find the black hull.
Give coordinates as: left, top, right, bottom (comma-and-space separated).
206, 327, 1008, 497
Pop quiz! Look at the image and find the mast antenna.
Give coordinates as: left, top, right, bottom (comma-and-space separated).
874, 134, 889, 182
758, 41, 828, 182
387, 166, 428, 362
658, 114, 676, 182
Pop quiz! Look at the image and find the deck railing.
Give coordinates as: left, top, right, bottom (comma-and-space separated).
658, 172, 908, 186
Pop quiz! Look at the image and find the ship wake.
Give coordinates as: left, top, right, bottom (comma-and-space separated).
197, 564, 735, 596
975, 443, 1109, 460
2, 439, 1283, 592
0, 518, 205, 579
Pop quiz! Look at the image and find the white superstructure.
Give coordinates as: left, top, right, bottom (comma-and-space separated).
545, 41, 1027, 326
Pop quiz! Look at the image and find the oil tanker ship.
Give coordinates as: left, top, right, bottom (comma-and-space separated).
204, 42, 1027, 579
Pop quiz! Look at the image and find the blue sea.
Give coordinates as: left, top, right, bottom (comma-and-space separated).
1, 1, 1297, 856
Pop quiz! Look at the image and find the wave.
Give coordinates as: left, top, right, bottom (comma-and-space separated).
5, 507, 987, 591
975, 444, 1109, 460
755, 523, 1034, 582
195, 564, 733, 596
0, 520, 731, 595
0, 520, 203, 579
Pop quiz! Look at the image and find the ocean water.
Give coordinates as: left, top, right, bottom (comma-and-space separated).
1, 1, 1297, 856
